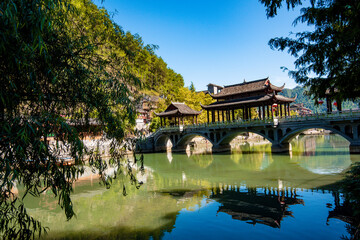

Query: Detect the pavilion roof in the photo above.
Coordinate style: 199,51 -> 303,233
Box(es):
136,108 -> 148,114
201,93 -> 296,110
207,83 -> 224,89
155,102 -> 202,117
210,78 -> 285,99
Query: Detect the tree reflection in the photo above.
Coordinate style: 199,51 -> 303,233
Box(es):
337,163 -> 360,240
326,191 -> 356,240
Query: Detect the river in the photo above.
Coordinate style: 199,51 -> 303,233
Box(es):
25,135 -> 359,239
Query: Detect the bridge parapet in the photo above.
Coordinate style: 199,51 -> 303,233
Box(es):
158,118 -> 274,132
278,110 -> 360,123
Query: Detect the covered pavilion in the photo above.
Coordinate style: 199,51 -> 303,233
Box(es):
155,102 -> 202,127
201,78 -> 296,123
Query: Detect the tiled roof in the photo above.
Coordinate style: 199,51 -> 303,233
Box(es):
274,94 -> 297,102
211,78 -> 284,99
207,83 -> 224,89
155,102 -> 202,117
155,109 -> 179,117
136,108 -> 148,114
201,93 -> 296,110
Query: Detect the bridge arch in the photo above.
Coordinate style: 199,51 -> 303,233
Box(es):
154,134 -> 174,152
217,130 -> 274,147
279,126 -> 354,145
175,132 -> 214,150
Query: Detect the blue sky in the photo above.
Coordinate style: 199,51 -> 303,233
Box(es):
96,0 -> 309,91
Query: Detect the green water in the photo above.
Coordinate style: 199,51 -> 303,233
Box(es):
26,135 -> 359,239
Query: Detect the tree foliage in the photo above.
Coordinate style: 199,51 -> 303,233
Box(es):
281,86 -> 358,112
0,0 -> 161,238
260,0 -> 360,101
0,0 -> 193,236
189,82 -> 196,92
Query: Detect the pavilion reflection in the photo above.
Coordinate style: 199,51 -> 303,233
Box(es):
210,185 -> 304,228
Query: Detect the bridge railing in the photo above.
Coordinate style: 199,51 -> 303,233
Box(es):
278,109 -> 360,122
152,109 -> 360,134
185,118 -> 274,129
155,118 -> 274,133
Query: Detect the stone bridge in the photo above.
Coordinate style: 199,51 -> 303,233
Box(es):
138,111 -> 360,154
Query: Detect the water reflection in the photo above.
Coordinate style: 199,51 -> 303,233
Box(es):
210,186 -> 303,228
188,154 -> 213,168
144,149 -> 352,190
291,135 -> 353,174
23,135 -> 360,240
327,191 -> 353,225
230,147 -> 273,171
166,151 -> 173,163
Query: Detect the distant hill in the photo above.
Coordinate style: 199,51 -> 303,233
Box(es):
281,86 -> 358,113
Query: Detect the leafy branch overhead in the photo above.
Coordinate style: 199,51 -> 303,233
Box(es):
0,0 -> 176,238
260,0 -> 360,101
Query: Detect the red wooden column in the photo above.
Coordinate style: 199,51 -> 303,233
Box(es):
207,110 -> 209,123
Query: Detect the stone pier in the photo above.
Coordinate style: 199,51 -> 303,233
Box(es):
212,144 -> 231,153
271,143 -> 290,154
349,143 -> 360,154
